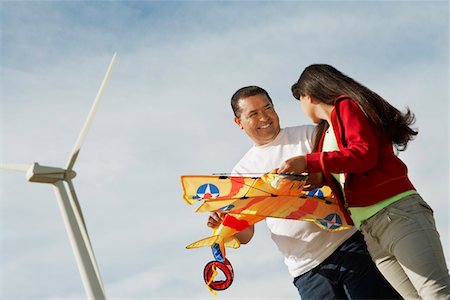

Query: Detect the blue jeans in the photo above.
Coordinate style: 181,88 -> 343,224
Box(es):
293,231 -> 401,299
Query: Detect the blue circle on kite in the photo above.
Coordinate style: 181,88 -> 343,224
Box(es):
318,213 -> 342,230
308,189 -> 324,198
194,183 -> 220,199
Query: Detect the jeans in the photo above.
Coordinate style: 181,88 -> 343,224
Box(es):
361,194 -> 450,299
293,231 -> 401,299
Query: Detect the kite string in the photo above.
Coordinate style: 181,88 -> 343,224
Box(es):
223,175 -> 335,204
227,175 -> 307,198
228,176 -> 274,197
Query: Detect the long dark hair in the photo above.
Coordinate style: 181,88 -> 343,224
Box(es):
291,64 -> 418,151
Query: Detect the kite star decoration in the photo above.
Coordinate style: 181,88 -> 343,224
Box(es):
181,170 -> 352,296
0,53 -> 117,300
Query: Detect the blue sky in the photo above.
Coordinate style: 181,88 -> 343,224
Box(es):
1,1 -> 449,299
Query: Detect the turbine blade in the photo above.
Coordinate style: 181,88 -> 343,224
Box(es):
66,53 -> 117,171
0,163 -> 33,172
53,180 -> 106,299
66,180 -> 104,287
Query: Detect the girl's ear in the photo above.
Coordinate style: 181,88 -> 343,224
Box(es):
301,95 -> 313,104
234,116 -> 244,130
309,95 -> 320,104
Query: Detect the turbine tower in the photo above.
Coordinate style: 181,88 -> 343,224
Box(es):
1,53 -> 117,299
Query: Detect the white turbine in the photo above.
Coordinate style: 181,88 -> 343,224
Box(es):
0,53 -> 117,299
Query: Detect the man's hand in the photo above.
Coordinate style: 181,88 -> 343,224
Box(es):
304,172 -> 324,191
207,212 -> 226,228
278,155 -> 307,174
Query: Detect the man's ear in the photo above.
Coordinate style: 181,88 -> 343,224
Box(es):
234,116 -> 244,130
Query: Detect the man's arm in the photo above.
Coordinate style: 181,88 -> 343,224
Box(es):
207,212 -> 255,244
235,225 -> 254,244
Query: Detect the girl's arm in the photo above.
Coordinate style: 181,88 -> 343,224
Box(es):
308,99 -> 380,174
279,100 -> 380,175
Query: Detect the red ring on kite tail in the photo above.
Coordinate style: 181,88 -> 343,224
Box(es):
203,259 -> 234,291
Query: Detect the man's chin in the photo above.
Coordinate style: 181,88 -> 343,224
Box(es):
258,133 -> 278,144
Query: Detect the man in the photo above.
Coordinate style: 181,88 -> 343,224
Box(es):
207,86 -> 401,299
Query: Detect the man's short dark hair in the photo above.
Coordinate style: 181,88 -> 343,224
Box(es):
231,86 -> 273,118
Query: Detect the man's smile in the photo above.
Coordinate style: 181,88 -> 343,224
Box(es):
259,122 -> 272,129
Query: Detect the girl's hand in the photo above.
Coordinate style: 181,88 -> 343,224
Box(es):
278,155 -> 307,175
207,212 -> 226,228
304,172 -> 324,191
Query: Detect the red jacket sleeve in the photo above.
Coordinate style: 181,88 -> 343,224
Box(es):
306,99 -> 380,174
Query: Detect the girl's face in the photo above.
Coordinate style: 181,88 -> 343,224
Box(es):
299,95 -> 321,124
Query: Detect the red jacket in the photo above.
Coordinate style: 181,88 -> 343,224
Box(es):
306,96 -> 415,217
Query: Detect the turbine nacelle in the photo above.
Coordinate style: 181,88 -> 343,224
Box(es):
26,163 -> 77,184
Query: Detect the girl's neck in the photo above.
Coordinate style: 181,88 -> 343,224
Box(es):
317,102 -> 335,125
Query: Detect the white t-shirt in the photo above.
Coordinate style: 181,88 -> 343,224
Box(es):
232,125 -> 356,277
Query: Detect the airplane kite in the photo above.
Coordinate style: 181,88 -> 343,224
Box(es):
181,170 -> 352,296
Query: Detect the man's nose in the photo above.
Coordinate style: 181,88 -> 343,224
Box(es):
259,112 -> 269,121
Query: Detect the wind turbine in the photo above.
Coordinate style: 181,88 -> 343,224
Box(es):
0,53 -> 117,299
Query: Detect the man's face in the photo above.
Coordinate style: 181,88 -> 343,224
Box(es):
234,94 -> 281,146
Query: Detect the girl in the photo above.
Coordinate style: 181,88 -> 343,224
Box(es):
278,64 -> 450,299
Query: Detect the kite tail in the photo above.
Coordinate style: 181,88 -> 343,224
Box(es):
204,258 -> 234,292
186,235 -> 240,251
186,235 -> 228,262
205,263 -> 218,298
186,235 -> 222,250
